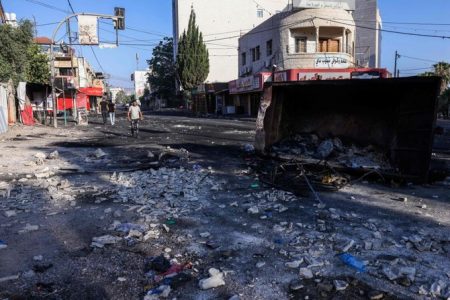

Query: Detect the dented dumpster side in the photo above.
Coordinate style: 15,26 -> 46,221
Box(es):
255,77 -> 442,182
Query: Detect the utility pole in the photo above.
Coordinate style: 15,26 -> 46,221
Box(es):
394,51 -> 400,78
49,12 -> 124,128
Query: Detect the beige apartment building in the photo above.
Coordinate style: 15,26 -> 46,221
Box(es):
238,7 -> 356,75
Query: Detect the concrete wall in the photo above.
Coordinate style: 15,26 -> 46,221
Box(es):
354,0 -> 381,67
173,0 -> 291,83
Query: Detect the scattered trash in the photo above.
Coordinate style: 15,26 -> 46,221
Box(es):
0,240 -> 7,250
3,210 -> 16,217
243,143 -> 255,153
145,285 -> 171,299
339,253 -> 366,272
199,268 -> 225,290
145,256 -> 171,273
250,182 -> 260,189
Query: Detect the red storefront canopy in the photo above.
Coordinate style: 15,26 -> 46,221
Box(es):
79,87 -> 103,97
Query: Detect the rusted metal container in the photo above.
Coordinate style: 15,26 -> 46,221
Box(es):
255,77 -> 441,182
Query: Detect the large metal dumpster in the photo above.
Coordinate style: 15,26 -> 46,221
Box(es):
255,77 -> 441,182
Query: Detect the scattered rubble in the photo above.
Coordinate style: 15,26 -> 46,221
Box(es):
199,268 -> 225,290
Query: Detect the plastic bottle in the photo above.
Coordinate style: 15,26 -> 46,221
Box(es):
339,253 -> 366,272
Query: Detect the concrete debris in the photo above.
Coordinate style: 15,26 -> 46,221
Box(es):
299,268 -> 314,279
34,152 -> 47,159
4,210 -> 16,217
285,259 -> 303,269
247,206 -> 259,214
91,235 -> 122,248
147,151 -> 155,158
256,262 -> 266,268
47,150 -> 59,159
368,291 -> 384,300
333,280 -> 349,291
18,224 -> 39,234
199,232 -> 211,238
199,268 -> 225,290
94,148 -> 107,159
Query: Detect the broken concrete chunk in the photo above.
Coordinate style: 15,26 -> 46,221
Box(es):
48,151 -> 59,159
4,210 -> 16,218
91,235 -> 121,248
199,268 -> 225,290
18,224 -> 39,234
34,152 -> 47,159
334,280 -> 349,291
299,268 -> 314,279
285,259 -> 303,269
247,206 -> 259,214
94,148 -> 107,158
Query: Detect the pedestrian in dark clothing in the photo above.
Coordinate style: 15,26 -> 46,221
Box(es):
99,95 -> 108,125
108,101 -> 116,125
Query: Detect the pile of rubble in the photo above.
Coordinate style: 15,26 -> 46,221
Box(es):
271,134 -> 392,171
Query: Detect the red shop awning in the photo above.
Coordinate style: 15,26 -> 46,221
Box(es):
79,87 -> 103,97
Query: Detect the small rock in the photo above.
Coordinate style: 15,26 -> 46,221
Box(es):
247,206 -> 259,214
18,224 -> 39,234
420,204 -> 427,209
317,139 -> 334,158
256,262 -> 266,268
230,202 -> 238,207
117,277 -> 126,282
147,151 -> 155,158
22,270 -> 36,278
199,268 -> 225,290
368,290 -> 384,300
113,210 -> 122,218
4,210 -> 16,218
33,255 -> 43,261
289,279 -> 304,291
299,268 -> 314,279
334,280 -> 349,291
285,259 -> 303,269
199,232 -> 211,238
398,197 -> 408,202
48,151 -> 59,159
94,148 -> 107,158
228,295 -> 240,300
430,281 -> 443,297
373,231 -> 382,239
34,152 -> 47,159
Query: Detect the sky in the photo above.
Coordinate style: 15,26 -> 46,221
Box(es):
3,0 -> 450,88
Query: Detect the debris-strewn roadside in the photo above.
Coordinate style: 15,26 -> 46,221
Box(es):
0,116 -> 449,299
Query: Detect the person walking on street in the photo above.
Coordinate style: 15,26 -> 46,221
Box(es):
108,100 -> 116,125
99,94 -> 108,125
127,101 -> 143,137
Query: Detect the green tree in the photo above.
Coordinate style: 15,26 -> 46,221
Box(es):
176,8 -> 209,91
420,62 -> 450,118
147,37 -> 176,104
115,90 -> 129,104
0,20 -> 34,85
0,20 -> 49,85
25,43 -> 50,84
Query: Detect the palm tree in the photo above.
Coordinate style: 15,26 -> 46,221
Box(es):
420,62 -> 450,118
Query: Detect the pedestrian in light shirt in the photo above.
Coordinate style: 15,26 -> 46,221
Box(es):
127,101 -> 143,137
108,100 -> 116,126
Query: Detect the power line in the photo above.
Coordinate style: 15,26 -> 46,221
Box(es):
315,16 -> 450,40
400,55 -> 441,63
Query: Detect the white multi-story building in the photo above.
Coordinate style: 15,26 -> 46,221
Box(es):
131,70 -> 150,99
172,0 -> 381,83
172,0 -> 291,83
